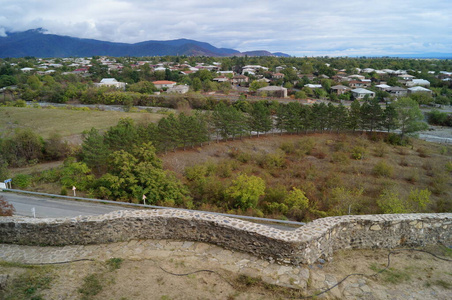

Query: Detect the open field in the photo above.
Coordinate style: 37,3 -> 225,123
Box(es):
0,106 -> 164,139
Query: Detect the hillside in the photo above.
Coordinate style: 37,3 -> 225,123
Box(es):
0,28 -> 289,58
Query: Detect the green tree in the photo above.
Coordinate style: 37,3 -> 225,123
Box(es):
249,101 -> 272,137
394,97 -> 428,137
382,103 -> 399,133
95,143 -> 189,204
104,118 -> 139,152
226,174 -> 266,210
191,77 -> 202,91
81,128 -> 108,174
249,80 -> 268,91
348,99 -> 361,132
60,160 -> 94,190
360,97 -> 383,132
127,81 -> 157,94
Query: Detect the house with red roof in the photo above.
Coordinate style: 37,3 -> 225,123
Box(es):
152,80 -> 177,89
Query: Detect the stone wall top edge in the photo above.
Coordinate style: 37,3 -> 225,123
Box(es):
1,210 -> 450,232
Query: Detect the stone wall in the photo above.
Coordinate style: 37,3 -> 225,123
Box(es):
0,210 -> 451,265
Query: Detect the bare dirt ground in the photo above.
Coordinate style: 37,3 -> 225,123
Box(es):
1,241 -> 451,300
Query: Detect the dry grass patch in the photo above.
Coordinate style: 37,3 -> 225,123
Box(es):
0,106 -> 164,139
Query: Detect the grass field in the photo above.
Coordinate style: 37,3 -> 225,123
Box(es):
0,106 -> 164,139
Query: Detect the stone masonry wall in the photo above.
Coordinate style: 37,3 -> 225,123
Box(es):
0,210 -> 451,265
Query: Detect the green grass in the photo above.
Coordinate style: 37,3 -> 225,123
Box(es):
2,267 -> 55,300
78,273 -> 104,299
0,106 -> 163,139
106,258 -> 123,271
370,263 -> 412,284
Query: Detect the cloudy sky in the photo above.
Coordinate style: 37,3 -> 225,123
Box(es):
1,0 -> 451,56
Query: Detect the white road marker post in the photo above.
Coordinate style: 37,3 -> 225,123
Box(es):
72,186 -> 76,197
142,194 -> 147,205
31,207 -> 36,218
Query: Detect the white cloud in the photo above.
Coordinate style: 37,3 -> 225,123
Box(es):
0,0 -> 451,56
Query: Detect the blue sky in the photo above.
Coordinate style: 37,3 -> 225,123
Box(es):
0,0 -> 451,56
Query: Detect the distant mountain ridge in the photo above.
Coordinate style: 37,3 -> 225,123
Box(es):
0,28 -> 290,58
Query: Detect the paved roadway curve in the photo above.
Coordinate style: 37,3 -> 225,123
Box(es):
1,192 -> 134,218
1,192 -> 298,231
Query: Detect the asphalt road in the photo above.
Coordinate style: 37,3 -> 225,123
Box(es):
1,192 -> 134,218
1,192 -> 299,231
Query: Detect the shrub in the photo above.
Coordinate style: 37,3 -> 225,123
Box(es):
262,185 -> 288,204
311,148 -> 327,159
374,142 -> 387,157
295,138 -> 316,155
385,133 -> 411,146
60,186 -> 68,195
257,150 -> 286,169
406,169 -> 420,183
430,173 -> 448,195
351,146 -> 366,160
216,161 -> 233,178
225,174 -> 266,210
13,174 -> 31,188
399,157 -> 409,167
377,189 -> 408,213
417,147 -> 430,158
236,151 -> 252,163
373,161 -> 394,178
0,195 -> 15,216
331,151 -> 350,165
284,187 -> 309,211
280,141 -> 295,154
445,161 -> 452,172
407,189 -> 431,212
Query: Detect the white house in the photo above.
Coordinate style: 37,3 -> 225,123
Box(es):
375,84 -> 391,91
398,74 -> 415,80
406,79 -> 430,87
304,84 -> 322,89
152,80 -> 177,89
351,88 -> 375,99
94,78 -> 126,90
387,86 -> 407,96
407,86 -> 432,95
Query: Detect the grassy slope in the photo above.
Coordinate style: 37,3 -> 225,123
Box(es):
162,133 -> 452,218
0,106 -> 164,139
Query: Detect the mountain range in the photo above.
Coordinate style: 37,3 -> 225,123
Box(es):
0,28 -> 290,58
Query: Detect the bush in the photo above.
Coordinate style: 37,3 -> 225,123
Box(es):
351,146 -> 366,160
445,161 -> 452,172
13,174 -> 31,188
280,142 -> 295,154
407,189 -> 431,212
417,147 -> 430,158
374,142 -> 387,157
0,196 -> 15,216
331,151 -> 349,164
256,150 -> 286,169
372,161 -> 394,178
225,174 -> 266,210
377,189 -> 408,213
296,138 -> 316,155
406,169 -> 420,183
385,133 -> 411,146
